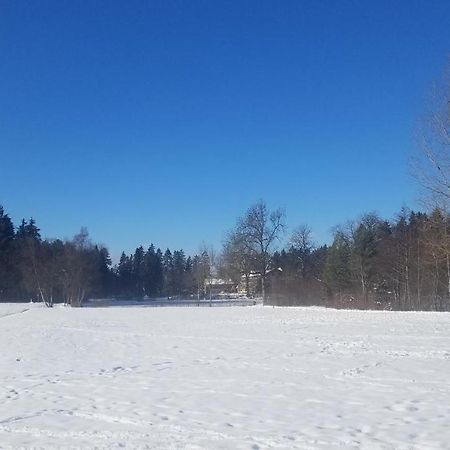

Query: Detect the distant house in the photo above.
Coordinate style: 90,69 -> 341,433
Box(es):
204,278 -> 236,297
238,268 -> 283,297
238,272 -> 260,296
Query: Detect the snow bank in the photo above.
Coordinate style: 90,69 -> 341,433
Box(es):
0,303 -> 449,449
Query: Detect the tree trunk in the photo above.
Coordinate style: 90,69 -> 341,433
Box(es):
261,275 -> 266,303
245,273 -> 250,297
359,261 -> 367,307
446,252 -> 450,310
417,240 -> 421,310
209,279 -> 212,307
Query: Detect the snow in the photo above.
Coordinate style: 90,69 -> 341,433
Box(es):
1,303 -> 449,449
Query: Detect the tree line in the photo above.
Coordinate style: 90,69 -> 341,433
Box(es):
0,209 -> 111,307
115,246 -> 212,300
0,207 -> 215,306
217,202 -> 450,311
1,201 -> 450,310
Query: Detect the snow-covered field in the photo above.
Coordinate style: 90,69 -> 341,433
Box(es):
1,303 -> 449,449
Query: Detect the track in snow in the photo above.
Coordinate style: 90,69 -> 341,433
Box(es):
0,303 -> 449,449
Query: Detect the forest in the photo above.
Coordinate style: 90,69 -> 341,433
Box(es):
1,201 -> 450,311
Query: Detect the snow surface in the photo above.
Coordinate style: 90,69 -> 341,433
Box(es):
1,303 -> 450,449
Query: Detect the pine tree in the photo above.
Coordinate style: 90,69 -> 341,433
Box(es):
15,218 -> 42,300
184,256 -> 193,295
117,252 -> 133,297
17,218 -> 41,241
143,244 -> 156,297
155,248 -> 164,295
323,231 -> 352,295
0,206 -> 16,299
133,246 -> 145,298
163,249 -> 173,297
351,214 -> 381,305
0,206 -> 14,248
96,246 -> 113,297
172,250 -> 186,296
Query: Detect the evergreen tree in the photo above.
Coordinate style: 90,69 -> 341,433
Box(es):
143,244 -> 156,296
350,214 -> 381,304
133,246 -> 145,297
184,256 -> 193,295
172,250 -> 186,296
16,218 -> 41,241
96,246 -> 113,297
0,206 -> 16,299
117,252 -> 133,297
15,218 -> 42,300
0,206 -> 14,248
154,248 -> 164,295
323,231 -> 352,294
163,249 -> 173,297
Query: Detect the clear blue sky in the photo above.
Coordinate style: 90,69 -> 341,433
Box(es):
1,1 -> 449,259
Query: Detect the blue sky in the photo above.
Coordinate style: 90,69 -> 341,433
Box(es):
1,0 -> 449,259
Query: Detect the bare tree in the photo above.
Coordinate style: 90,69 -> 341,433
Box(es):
221,231 -> 254,296
61,228 -> 97,307
236,201 -> 286,301
17,233 -> 64,308
290,224 -> 313,252
414,63 -> 450,209
421,209 -> 450,309
289,224 -> 315,280
413,63 -> 450,309
191,251 -> 209,303
200,244 -> 216,305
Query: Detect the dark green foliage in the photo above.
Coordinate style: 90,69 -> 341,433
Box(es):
0,207 -> 16,299
322,209 -> 450,311
323,232 -> 352,293
0,206 -> 114,306
113,246 -> 195,299
142,245 -> 164,297
117,252 -> 133,297
267,245 -> 328,306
